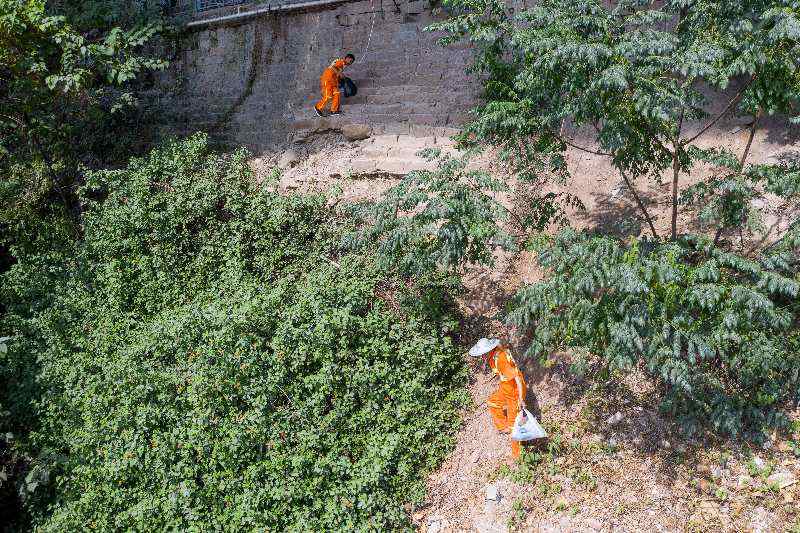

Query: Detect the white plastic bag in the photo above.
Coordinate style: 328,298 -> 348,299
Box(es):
511,409 -> 547,441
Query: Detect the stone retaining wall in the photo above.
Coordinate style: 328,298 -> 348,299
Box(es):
156,0 -> 482,152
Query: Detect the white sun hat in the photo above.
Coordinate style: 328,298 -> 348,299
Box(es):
469,338 -> 500,357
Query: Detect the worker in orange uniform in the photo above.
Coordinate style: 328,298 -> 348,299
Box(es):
314,53 -> 355,117
470,338 -> 528,458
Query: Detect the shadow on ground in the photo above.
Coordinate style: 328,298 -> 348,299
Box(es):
576,188 -> 662,239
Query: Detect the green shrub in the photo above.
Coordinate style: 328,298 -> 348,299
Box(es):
0,134 -> 466,530
345,150 -> 513,278
508,229 -> 800,436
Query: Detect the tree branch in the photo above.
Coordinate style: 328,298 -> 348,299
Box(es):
670,108 -> 686,240
550,129 -> 612,157
684,75 -> 756,145
619,172 -> 659,239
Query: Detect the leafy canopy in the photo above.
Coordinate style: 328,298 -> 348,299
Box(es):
426,0 -> 800,435
432,0 -> 800,240
346,150 -> 513,277
508,229 -> 800,435
0,0 -> 168,246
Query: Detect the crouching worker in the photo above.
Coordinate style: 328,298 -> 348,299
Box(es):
469,338 -> 527,458
314,53 -> 355,117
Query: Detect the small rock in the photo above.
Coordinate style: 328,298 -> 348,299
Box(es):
676,443 -> 688,454
767,471 -> 797,489
278,149 -> 300,169
607,437 -> 619,449
607,412 -> 624,426
749,506 -> 772,533
589,434 -> 603,444
660,439 -> 671,449
710,466 -> 724,480
341,123 -> 372,141
697,479 -> 712,494
485,483 -> 500,501
610,182 -> 626,199
471,449 -> 481,463
762,440 -> 773,451
427,517 -> 448,533
737,474 -> 752,488
752,456 -> 766,470
696,499 -> 722,521
289,130 -> 313,144
586,518 -> 603,531
783,491 -> 795,504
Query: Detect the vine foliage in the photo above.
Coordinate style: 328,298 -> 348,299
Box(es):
0,135 -> 466,530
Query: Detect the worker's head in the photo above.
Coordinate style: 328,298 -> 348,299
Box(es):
469,338 -> 500,362
344,53 -> 355,65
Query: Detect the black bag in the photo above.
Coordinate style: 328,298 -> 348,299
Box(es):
339,77 -> 358,98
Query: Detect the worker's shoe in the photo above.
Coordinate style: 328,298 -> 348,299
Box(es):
329,111 -> 342,116
313,106 -> 324,117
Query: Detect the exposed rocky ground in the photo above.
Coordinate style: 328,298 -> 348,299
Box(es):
251,115 -> 800,533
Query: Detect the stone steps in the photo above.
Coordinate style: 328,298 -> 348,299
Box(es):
346,96 -> 465,109
345,134 -> 453,175
293,80 -> 464,139
288,109 -> 459,139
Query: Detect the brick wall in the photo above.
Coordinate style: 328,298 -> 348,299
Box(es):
155,0 -> 482,152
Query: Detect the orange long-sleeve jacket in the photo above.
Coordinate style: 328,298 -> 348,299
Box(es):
489,347 -> 526,397
322,58 -> 347,84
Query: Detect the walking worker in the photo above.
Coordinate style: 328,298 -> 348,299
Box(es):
470,338 -> 528,458
314,53 -> 355,117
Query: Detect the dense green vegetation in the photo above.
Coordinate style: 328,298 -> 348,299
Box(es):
0,0 -> 167,244
1,135 -> 466,530
3,0 -> 800,529
509,229 -> 800,434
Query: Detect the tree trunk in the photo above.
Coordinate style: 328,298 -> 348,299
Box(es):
670,148 -> 680,240
620,172 -> 659,239
739,109 -> 762,169
713,225 -> 724,247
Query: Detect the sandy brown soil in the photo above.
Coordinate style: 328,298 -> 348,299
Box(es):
251,114 -> 800,532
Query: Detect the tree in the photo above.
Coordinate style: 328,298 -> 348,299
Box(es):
345,149 -> 581,282
432,0 -> 800,241
345,150 -> 513,278
508,229 -> 800,435
427,0 -> 800,435
0,0 -> 167,245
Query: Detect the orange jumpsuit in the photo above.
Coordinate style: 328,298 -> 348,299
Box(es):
315,58 -> 346,113
487,347 -> 527,457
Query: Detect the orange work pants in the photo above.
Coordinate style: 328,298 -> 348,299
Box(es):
488,384 -> 525,458
315,72 -> 341,113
